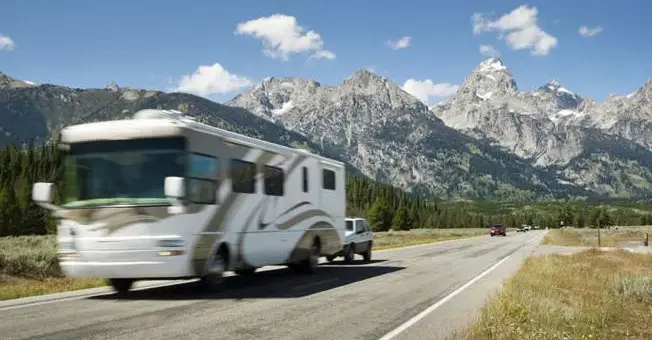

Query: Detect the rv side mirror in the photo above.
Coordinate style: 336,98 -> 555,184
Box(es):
164,176 -> 185,199
32,182 -> 54,203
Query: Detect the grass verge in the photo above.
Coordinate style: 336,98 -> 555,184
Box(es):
0,229 -> 487,301
542,227 -> 651,247
0,235 -> 106,300
459,249 -> 652,340
372,228 -> 488,250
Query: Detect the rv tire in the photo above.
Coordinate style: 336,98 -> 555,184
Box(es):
108,278 -> 134,294
199,247 -> 227,291
235,268 -> 257,276
294,238 -> 321,274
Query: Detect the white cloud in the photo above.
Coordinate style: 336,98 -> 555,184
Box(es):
578,25 -> 603,37
0,34 -> 15,51
479,44 -> 501,57
235,14 -> 335,61
471,5 -> 557,56
402,79 -> 459,105
174,62 -> 253,97
309,50 -> 336,60
386,36 -> 412,50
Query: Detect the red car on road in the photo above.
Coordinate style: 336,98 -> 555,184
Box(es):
489,224 -> 506,237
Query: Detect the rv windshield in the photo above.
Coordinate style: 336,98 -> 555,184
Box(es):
62,137 -> 186,208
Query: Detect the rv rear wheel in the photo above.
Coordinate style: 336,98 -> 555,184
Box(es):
294,239 -> 321,274
108,278 -> 134,294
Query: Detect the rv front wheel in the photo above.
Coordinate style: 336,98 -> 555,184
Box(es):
108,278 -> 134,294
199,248 -> 227,291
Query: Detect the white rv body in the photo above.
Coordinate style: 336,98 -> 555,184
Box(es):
35,109 -> 346,287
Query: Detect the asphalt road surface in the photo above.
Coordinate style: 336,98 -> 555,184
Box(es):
1,230 -> 548,340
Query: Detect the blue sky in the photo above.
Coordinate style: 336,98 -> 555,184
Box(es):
0,0 -> 650,104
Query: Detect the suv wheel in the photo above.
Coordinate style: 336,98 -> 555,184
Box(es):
343,244 -> 355,263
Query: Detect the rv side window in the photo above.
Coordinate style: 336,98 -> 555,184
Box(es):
322,169 -> 335,190
188,153 -> 219,204
189,153 -> 219,179
302,166 -> 308,193
230,159 -> 256,194
263,165 -> 284,196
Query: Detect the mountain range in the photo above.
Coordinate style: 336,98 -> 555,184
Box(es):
1,58 -> 652,201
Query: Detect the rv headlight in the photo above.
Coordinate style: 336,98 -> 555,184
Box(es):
157,239 -> 185,248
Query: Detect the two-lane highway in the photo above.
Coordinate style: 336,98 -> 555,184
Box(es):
0,230 -> 547,340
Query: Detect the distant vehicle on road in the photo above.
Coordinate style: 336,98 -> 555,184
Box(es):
31,109 -> 348,294
489,224 -> 507,236
516,225 -> 526,232
326,217 -> 373,263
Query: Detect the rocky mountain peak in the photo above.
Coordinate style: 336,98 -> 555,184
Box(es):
106,81 -> 120,92
456,58 -> 518,101
0,72 -> 36,89
342,69 -> 390,88
640,79 -> 652,94
474,57 -> 508,74
545,79 -> 562,88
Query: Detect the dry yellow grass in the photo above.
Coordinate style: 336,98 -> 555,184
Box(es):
543,227 -> 652,247
0,235 -> 106,300
0,276 -> 105,301
459,249 -> 652,340
373,228 -> 487,250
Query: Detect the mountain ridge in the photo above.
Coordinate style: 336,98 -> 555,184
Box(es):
2,61 -> 652,200
227,58 -> 652,199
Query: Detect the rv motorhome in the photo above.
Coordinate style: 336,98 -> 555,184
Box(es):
32,109 -> 347,293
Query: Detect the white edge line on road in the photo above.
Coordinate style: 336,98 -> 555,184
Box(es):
377,254 -> 512,340
0,279 -> 197,312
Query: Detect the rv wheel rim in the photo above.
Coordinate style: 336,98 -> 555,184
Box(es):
309,245 -> 319,267
207,254 -> 225,277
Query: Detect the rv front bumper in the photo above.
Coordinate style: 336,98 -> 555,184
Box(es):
59,249 -> 193,279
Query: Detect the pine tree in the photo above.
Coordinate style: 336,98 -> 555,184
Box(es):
392,203 -> 411,231
366,196 -> 392,232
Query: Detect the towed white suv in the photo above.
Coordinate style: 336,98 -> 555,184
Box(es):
326,217 -> 373,263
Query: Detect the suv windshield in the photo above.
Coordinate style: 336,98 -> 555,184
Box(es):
62,137 -> 186,208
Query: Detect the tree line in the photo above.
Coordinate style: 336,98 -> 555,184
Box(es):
0,140 -> 651,237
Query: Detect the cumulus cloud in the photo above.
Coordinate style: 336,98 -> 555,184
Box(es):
471,5 -> 557,56
235,14 -> 335,61
386,36 -> 412,50
479,44 -> 501,57
0,34 -> 15,51
174,62 -> 253,97
402,79 -> 459,105
578,25 -> 603,37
